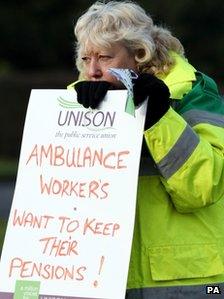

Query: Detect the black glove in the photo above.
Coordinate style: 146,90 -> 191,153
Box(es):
133,73 -> 170,128
75,81 -> 111,109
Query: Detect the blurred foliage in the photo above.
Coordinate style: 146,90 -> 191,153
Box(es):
144,0 -> 224,81
0,0 -> 223,78
0,0 -> 223,164
1,0 -> 76,71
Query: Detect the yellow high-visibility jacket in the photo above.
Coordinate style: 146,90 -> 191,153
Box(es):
127,54 -> 224,295
70,53 -> 224,297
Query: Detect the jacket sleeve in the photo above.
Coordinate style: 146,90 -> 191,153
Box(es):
144,73 -> 224,213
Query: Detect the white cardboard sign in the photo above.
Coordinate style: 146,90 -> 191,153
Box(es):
0,90 -> 146,299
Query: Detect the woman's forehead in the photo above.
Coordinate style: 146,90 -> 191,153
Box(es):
81,41 -> 120,54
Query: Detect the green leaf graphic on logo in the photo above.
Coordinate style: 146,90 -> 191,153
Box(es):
14,280 -> 40,299
57,96 -> 83,109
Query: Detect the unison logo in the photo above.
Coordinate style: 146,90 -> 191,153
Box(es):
57,97 -> 116,130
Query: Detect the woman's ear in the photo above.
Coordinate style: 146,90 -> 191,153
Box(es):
135,48 -> 146,61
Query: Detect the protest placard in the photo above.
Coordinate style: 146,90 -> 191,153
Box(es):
0,89 -> 146,299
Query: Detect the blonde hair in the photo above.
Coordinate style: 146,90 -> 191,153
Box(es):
74,1 -> 184,77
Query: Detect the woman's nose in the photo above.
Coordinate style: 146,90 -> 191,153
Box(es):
88,58 -> 102,79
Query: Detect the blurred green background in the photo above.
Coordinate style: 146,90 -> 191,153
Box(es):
0,0 -> 224,254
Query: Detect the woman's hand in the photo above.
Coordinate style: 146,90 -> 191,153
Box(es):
133,73 -> 171,128
75,81 -> 111,109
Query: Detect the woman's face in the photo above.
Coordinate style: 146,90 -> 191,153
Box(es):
81,42 -> 138,88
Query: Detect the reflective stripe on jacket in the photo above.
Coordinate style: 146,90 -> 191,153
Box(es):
126,283 -> 224,299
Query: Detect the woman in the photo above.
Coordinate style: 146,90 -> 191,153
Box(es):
71,1 -> 224,298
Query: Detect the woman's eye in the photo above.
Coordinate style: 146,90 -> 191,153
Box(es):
81,57 -> 90,63
99,55 -> 112,61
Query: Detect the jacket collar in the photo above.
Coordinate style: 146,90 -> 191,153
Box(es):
157,52 -> 197,99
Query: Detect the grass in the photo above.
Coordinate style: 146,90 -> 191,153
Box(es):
0,158 -> 17,179
0,218 -> 8,256
0,158 -> 16,256
0,158 -> 14,256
